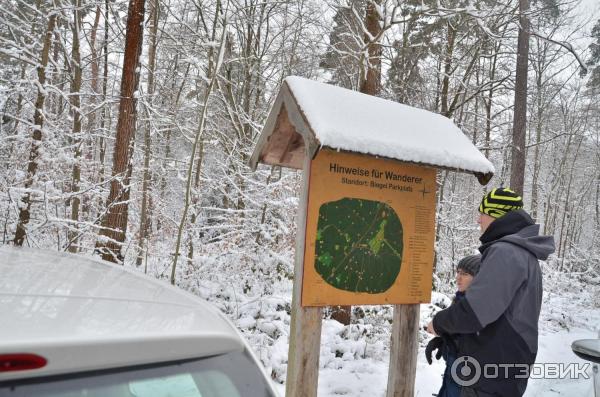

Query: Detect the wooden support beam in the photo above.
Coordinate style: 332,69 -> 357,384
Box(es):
249,82 -> 318,171
386,304 -> 420,397
260,104 -> 305,170
285,154 -> 323,397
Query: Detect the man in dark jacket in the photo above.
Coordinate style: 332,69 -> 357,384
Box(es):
426,188 -> 555,397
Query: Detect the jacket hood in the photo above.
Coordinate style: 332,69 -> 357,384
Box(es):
480,209 -> 534,245
479,209 -> 555,260
499,224 -> 556,260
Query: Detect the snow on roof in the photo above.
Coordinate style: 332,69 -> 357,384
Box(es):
284,76 -> 494,176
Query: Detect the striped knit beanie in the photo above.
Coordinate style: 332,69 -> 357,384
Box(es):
479,188 -> 523,219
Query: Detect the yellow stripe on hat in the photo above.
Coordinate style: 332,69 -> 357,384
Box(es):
482,197 -> 520,209
489,191 -> 523,202
483,202 -> 518,210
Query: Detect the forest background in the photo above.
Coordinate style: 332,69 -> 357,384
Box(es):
1,0 -> 599,392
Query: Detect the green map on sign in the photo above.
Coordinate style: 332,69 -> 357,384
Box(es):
314,198 -> 403,293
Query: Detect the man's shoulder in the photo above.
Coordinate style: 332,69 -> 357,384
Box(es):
482,240 -> 531,265
485,239 -> 522,253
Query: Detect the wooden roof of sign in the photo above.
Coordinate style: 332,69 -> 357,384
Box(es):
250,76 -> 494,184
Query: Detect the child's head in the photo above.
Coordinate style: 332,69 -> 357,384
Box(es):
456,254 -> 482,292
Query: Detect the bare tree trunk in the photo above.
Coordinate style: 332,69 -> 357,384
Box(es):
434,57 -> 442,112
82,5 -> 102,219
51,27 -> 63,116
160,61 -> 190,198
12,66 -> 27,134
256,166 -> 281,244
446,47 -> 480,119
510,0 -> 530,195
186,0 -> 221,265
241,2 -> 255,145
96,0 -> 146,263
9,0 -> 43,138
433,169 -> 450,280
13,13 -> 57,246
484,43 -> 500,159
530,71 -> 543,220
67,0 -> 83,253
98,0 -> 111,186
544,123 -> 573,236
88,7 -> 102,136
136,0 -> 159,267
557,137 -> 583,262
187,138 -> 204,265
440,21 -> 456,116
171,17 -> 227,285
233,0 -> 259,212
563,180 -> 593,269
596,181 -> 600,235
359,0 -> 381,95
332,0 -> 382,327
56,20 -> 69,119
6,65 -> 27,170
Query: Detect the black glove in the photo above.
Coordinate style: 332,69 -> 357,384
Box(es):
425,336 -> 444,365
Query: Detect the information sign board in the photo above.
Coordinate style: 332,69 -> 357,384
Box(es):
302,149 -> 436,306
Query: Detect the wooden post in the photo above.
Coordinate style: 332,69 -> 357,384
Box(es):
286,155 -> 323,397
386,304 -> 420,397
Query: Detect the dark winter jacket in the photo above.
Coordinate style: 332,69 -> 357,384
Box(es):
432,210 -> 555,397
436,291 -> 465,397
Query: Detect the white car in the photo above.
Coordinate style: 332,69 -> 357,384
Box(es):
0,246 -> 279,397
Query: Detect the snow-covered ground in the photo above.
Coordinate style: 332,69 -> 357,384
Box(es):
170,247 -> 599,397
232,271 -> 599,397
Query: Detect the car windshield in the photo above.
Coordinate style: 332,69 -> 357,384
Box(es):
0,350 -> 277,397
